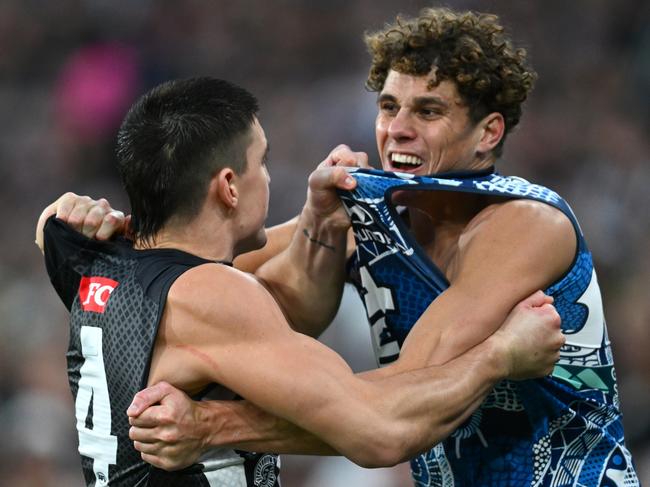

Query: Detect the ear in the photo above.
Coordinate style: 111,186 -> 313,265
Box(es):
476,112 -> 505,155
210,168 -> 239,209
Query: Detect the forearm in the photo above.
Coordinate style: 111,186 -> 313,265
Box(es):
196,399 -> 338,456
252,336 -> 508,467
255,206 -> 349,337
365,336 -> 508,463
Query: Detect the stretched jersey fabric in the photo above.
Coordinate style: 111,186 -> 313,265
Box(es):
339,168 -> 638,487
43,217 -> 280,487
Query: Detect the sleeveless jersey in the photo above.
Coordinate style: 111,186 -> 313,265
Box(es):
43,217 -> 281,487
338,168 -> 638,487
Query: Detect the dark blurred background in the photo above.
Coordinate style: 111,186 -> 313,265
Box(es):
0,0 -> 648,485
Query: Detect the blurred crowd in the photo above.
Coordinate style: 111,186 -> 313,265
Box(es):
0,0 -> 648,485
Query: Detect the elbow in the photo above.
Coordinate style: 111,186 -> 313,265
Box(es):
342,423 -> 419,468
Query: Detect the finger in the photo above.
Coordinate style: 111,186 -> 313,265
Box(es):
133,440 -> 163,454
329,145 -> 358,166
95,211 -> 127,240
129,425 -> 160,441
318,144 -> 349,168
333,152 -> 368,168
128,406 -> 168,427
55,192 -> 82,221
357,153 -> 371,168
520,290 -> 552,309
332,166 -> 357,190
128,382 -> 173,417
140,453 -> 167,470
539,303 -> 561,328
35,201 -> 60,253
81,204 -> 110,239
66,197 -> 96,231
308,166 -> 355,193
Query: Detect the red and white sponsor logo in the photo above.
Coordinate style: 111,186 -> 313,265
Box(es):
79,276 -> 119,313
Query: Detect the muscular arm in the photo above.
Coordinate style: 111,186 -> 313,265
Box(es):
253,165 -> 357,337
146,264 -> 559,468
393,199 -> 575,371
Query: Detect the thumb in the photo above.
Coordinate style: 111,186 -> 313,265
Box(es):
520,290 -> 553,309
308,166 -> 356,193
127,382 -> 173,417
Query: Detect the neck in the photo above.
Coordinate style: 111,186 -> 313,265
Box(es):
406,192 -> 488,273
408,191 -> 487,233
134,216 -> 235,262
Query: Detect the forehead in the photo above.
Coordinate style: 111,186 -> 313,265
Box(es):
380,70 -> 463,105
248,117 -> 267,152
251,117 -> 266,142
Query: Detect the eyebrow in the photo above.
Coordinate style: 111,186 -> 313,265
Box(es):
377,93 -> 450,110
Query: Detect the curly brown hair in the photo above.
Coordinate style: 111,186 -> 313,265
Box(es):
365,7 -> 537,156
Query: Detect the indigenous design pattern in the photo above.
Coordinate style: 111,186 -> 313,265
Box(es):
340,168 -> 638,486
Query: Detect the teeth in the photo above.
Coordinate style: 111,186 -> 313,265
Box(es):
391,153 -> 424,166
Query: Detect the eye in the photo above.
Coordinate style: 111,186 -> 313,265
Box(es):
419,107 -> 442,119
379,101 -> 399,115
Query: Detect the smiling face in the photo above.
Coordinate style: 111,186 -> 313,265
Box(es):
376,70 -> 500,176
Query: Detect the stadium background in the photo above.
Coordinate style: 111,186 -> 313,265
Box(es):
0,0 -> 648,485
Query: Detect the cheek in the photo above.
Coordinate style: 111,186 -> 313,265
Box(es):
375,117 -> 389,165
375,116 -> 388,141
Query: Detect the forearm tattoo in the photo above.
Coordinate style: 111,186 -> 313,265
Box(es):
302,229 -> 336,252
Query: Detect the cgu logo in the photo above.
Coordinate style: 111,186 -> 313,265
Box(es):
78,276 -> 119,313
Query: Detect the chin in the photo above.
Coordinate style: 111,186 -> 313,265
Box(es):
236,229 -> 267,256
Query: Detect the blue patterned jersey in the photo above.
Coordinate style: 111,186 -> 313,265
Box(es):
339,168 -> 638,487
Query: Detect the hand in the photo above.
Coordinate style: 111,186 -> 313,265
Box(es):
492,290 -> 564,380
35,192 -> 129,252
305,144 -> 370,229
127,382 -> 208,471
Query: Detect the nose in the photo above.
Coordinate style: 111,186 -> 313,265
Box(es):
387,109 -> 416,141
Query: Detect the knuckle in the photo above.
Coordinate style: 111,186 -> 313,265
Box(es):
86,210 -> 103,226
67,214 -> 83,226
159,431 -> 173,443
159,412 -> 174,425
108,210 -> 125,221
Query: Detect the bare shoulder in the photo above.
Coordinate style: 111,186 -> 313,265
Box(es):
464,198 -> 575,245
455,198 -> 576,288
167,263 -> 289,337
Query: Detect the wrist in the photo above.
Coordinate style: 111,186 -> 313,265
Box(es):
195,401 -> 219,451
300,203 -> 351,233
298,207 -> 350,252
481,334 -> 512,381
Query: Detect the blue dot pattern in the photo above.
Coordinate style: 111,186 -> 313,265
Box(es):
339,168 -> 639,486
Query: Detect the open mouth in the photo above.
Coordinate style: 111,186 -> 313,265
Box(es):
390,152 -> 424,171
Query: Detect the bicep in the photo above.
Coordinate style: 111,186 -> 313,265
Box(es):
203,326 -> 361,427
169,272 -> 373,442
398,201 -> 576,368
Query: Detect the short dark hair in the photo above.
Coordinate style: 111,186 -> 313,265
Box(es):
115,77 -> 259,244
365,8 -> 537,157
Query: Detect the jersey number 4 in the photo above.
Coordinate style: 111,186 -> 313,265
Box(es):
75,326 -> 118,486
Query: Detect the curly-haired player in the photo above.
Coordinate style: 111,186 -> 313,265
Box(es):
39,7 -> 639,487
